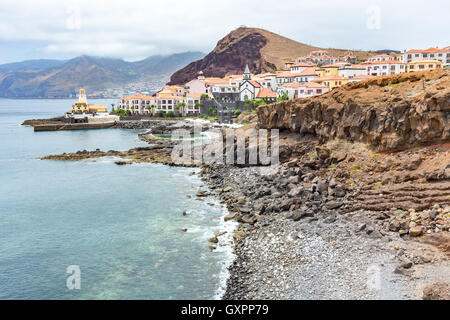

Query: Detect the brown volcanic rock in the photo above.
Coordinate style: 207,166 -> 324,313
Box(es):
168,27 -> 370,85
258,69 -> 450,152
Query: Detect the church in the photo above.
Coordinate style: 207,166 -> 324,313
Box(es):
238,64 -> 262,101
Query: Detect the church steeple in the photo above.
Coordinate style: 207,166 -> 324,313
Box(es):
243,64 -> 251,80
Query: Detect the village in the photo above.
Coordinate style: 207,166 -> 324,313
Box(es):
112,46 -> 449,119
63,46 -> 450,124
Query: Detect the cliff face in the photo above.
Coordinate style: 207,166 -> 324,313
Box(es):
169,29 -> 275,85
258,70 -> 450,152
168,27 -> 371,85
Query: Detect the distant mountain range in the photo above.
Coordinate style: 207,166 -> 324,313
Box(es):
0,52 -> 204,98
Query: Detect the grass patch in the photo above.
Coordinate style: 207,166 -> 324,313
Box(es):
373,181 -> 382,190
309,151 -> 318,158
371,153 -> 381,159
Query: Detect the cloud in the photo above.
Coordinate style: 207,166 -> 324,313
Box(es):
0,0 -> 448,62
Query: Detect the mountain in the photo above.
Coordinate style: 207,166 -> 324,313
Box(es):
0,52 -> 204,98
0,59 -> 68,72
168,27 -> 372,85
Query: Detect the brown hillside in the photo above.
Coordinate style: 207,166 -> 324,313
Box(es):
168,27 -> 371,85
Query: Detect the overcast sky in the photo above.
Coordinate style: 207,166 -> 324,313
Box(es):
0,0 -> 448,64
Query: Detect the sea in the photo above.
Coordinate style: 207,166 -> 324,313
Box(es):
0,98 -> 236,299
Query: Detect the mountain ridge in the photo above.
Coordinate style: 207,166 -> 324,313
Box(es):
0,51 -> 205,98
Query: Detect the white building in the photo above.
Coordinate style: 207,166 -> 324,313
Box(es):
277,82 -> 329,100
290,62 -> 316,74
291,67 -> 318,83
239,65 -> 262,101
118,94 -> 157,115
403,47 -> 450,67
367,54 -> 391,62
366,60 -> 405,76
338,64 -> 367,78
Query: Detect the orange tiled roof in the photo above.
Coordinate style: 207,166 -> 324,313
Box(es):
312,75 -> 348,82
294,67 -> 318,76
204,77 -> 229,85
248,80 -> 262,88
186,93 -> 202,99
292,61 -> 316,68
368,54 -> 391,59
303,82 -> 328,88
280,82 -> 303,88
121,93 -> 154,100
406,47 -> 448,54
256,88 -> 277,98
276,71 -> 292,77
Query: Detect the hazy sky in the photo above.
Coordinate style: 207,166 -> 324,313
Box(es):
0,0 -> 448,64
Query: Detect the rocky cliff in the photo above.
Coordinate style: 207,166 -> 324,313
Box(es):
168,27 -> 371,85
258,69 -> 450,151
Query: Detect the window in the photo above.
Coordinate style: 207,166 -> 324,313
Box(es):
423,54 -> 428,58
419,65 -> 425,69
410,65 -> 415,69
429,65 -> 434,68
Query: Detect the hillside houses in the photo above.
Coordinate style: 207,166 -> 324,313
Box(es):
118,46 -> 448,116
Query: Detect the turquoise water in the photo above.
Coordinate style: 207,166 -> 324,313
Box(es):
0,99 -> 235,299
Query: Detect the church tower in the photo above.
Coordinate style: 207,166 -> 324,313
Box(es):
243,64 -> 251,80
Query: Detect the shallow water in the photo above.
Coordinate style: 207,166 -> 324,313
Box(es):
0,99 -> 235,299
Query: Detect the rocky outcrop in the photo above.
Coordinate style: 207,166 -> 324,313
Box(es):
258,70 -> 450,152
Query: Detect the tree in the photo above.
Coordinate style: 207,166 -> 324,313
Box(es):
277,93 -> 289,102
176,102 -> 186,116
200,94 -> 208,100
168,111 -> 175,118
110,103 -> 115,113
234,109 -> 242,117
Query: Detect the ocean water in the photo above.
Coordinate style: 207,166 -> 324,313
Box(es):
0,99 -> 236,299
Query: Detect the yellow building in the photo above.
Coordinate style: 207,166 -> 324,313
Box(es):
71,88 -> 108,113
316,65 -> 339,77
407,59 -> 443,72
312,75 -> 349,90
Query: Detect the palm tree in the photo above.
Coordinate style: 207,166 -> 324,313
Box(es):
176,102 -> 186,116
146,104 -> 156,116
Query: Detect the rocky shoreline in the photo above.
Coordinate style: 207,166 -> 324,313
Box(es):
199,158 -> 449,299
37,115 -> 449,300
